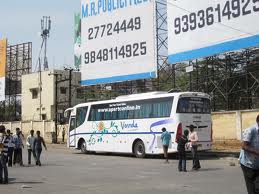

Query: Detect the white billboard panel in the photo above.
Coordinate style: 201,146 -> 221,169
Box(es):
80,0 -> 157,85
167,0 -> 259,63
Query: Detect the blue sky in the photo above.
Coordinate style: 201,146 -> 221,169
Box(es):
0,0 -> 80,71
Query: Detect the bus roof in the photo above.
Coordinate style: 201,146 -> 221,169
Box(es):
72,91 -> 210,109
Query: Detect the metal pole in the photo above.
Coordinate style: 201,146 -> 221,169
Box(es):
44,36 -> 48,70
39,57 -> 42,120
55,74 -> 58,143
68,69 -> 72,108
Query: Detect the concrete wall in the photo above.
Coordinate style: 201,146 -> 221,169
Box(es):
0,121 -> 68,143
212,109 -> 259,140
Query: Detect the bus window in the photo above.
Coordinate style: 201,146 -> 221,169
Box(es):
69,117 -> 76,132
177,97 -> 210,114
88,97 -> 173,121
76,106 -> 88,127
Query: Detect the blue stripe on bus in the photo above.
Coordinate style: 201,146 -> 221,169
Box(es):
69,131 -> 175,137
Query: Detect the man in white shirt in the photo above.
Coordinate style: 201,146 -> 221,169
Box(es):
6,130 -> 14,167
188,124 -> 201,170
26,130 -> 36,165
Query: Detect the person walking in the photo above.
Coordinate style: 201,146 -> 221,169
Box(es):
0,125 -> 9,184
188,124 -> 201,170
62,127 -> 65,143
240,115 -> 259,194
6,130 -> 14,167
26,130 -> 36,165
13,128 -> 24,166
177,129 -> 189,172
161,127 -> 171,163
33,131 -> 47,166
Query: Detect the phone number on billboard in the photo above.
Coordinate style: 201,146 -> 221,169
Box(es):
174,0 -> 259,35
84,42 -> 147,64
88,17 -> 141,40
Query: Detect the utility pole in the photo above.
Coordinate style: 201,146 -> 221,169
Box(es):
49,69 -> 74,143
64,67 -> 74,108
54,73 -> 58,143
48,72 -> 61,143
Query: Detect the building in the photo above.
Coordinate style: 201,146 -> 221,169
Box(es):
21,70 -> 83,121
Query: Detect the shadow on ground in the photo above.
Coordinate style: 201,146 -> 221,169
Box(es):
8,178 -> 44,185
72,150 -> 240,160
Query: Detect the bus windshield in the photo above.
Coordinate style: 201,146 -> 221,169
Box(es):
176,97 -> 210,114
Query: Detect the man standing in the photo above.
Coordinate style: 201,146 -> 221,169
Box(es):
26,130 -> 36,165
0,125 -> 9,184
188,124 -> 201,170
33,131 -> 47,166
161,127 -> 171,163
13,128 -> 24,166
240,115 -> 259,194
62,127 -> 65,143
6,130 -> 14,167
177,129 -> 189,172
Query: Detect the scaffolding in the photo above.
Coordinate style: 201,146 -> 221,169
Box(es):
0,42 -> 32,121
149,2 -> 259,111
76,1 -> 259,111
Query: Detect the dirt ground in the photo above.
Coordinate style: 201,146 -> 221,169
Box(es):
212,140 -> 241,152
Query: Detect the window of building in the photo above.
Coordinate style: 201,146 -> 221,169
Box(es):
41,114 -> 46,120
31,88 -> 38,99
60,87 -> 67,94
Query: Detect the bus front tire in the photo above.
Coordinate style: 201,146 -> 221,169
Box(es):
133,140 -> 146,158
80,139 -> 87,154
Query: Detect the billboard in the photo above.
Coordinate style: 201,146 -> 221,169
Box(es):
0,39 -> 7,102
167,0 -> 259,63
80,0 -> 157,85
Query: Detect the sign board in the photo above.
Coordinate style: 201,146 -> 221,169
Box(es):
80,0 -> 157,85
185,65 -> 193,73
0,39 -> 6,102
167,0 -> 259,63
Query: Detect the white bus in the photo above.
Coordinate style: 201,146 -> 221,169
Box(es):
66,91 -> 212,158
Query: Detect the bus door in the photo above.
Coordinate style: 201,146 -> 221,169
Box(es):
69,117 -> 76,147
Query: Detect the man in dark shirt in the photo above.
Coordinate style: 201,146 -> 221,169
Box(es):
177,129 -> 189,172
33,131 -> 47,166
0,125 -> 9,184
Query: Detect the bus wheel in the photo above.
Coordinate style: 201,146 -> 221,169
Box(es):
133,140 -> 146,158
80,139 -> 87,154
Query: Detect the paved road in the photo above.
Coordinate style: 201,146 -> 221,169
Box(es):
0,146 -> 246,194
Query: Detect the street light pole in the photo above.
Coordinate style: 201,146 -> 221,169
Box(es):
54,73 -> 58,143
64,67 -> 74,108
